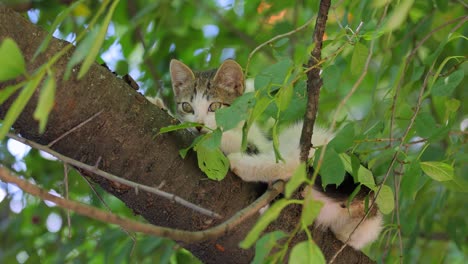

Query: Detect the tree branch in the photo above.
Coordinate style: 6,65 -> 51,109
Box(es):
7,133 -> 222,219
0,167 -> 283,243
245,16 -> 316,75
0,5 -> 374,263
299,0 -> 331,162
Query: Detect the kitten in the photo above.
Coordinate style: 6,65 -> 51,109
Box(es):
169,59 -> 271,155
161,59 -> 382,250
169,59 -> 332,182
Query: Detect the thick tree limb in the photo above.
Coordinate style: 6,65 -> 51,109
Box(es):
0,5 -> 260,262
7,132 -> 223,219
0,5 -> 373,263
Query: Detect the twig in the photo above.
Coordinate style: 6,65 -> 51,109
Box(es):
64,163 -> 71,238
8,133 -> 223,219
299,0 -> 331,163
0,167 -> 284,243
328,4 -> 390,264
245,16 -> 317,75
388,15 -> 467,146
81,172 -> 137,247
311,7 -> 370,191
48,110 -> 104,147
329,62 -> 435,264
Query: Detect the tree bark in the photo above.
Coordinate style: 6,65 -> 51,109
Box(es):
0,6 -> 373,264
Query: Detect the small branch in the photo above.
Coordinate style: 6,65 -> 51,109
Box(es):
63,164 -> 71,238
330,63 -> 435,264
299,0 -> 331,162
245,16 -> 317,75
48,110 -> 103,147
0,167 -> 284,243
8,133 -> 222,219
81,172 -> 137,245
328,4 -> 390,264
388,15 -> 467,146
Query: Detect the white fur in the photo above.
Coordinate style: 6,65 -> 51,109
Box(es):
147,97 -> 166,109
228,122 -> 333,182
305,187 -> 383,249
179,93 -> 216,130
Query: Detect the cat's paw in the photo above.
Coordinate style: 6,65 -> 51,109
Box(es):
227,152 -> 243,176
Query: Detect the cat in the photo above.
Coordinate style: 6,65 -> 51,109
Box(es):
155,59 -> 383,250
169,59 -> 332,182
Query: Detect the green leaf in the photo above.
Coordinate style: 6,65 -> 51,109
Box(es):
432,69 -> 464,97
254,59 -> 293,91
289,241 -> 325,264
434,0 -> 448,11
285,163 -> 307,198
249,95 -> 272,123
350,42 -> 368,76
276,83 -> 294,112
33,73 -> 56,133
442,174 -> 468,193
363,121 -> 384,138
78,0 -> 121,79
194,141 -> 229,181
0,38 -> 26,81
202,129 -> 222,150
420,161 -> 454,181
347,185 -> 362,208
322,65 -> 341,92
375,184 -> 394,214
242,95 -> 273,150
33,0 -> 85,59
179,135 -> 204,159
216,92 -> 255,131
301,198 -> 323,227
271,120 -> 283,162
0,74 -> 44,140
415,112 -> 437,138
444,98 -> 460,114
240,199 -> 297,249
339,153 -> 375,189
329,123 -> 355,153
65,27 -> 100,80
251,231 -> 287,264
401,162 -> 426,200
0,84 -> 22,106
159,122 -> 201,134
383,0 -> 415,33
314,148 -> 345,187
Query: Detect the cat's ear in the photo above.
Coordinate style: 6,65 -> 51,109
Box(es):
213,60 -> 244,96
170,59 -> 195,96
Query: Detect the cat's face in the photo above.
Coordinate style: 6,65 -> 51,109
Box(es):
170,59 -> 244,133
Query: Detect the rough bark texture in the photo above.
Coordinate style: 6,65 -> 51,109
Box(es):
0,6 -> 373,264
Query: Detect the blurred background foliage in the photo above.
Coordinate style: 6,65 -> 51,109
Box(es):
0,0 -> 467,263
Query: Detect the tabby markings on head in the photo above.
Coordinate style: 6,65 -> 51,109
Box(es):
170,59 -> 244,132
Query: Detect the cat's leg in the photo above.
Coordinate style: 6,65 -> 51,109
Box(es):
227,152 -> 299,182
331,212 -> 383,250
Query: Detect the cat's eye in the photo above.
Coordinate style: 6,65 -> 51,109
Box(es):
208,102 -> 223,112
181,102 -> 193,113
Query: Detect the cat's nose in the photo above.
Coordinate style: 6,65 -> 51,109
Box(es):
196,126 -> 203,132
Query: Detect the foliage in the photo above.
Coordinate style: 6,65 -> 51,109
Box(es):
0,0 -> 467,263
